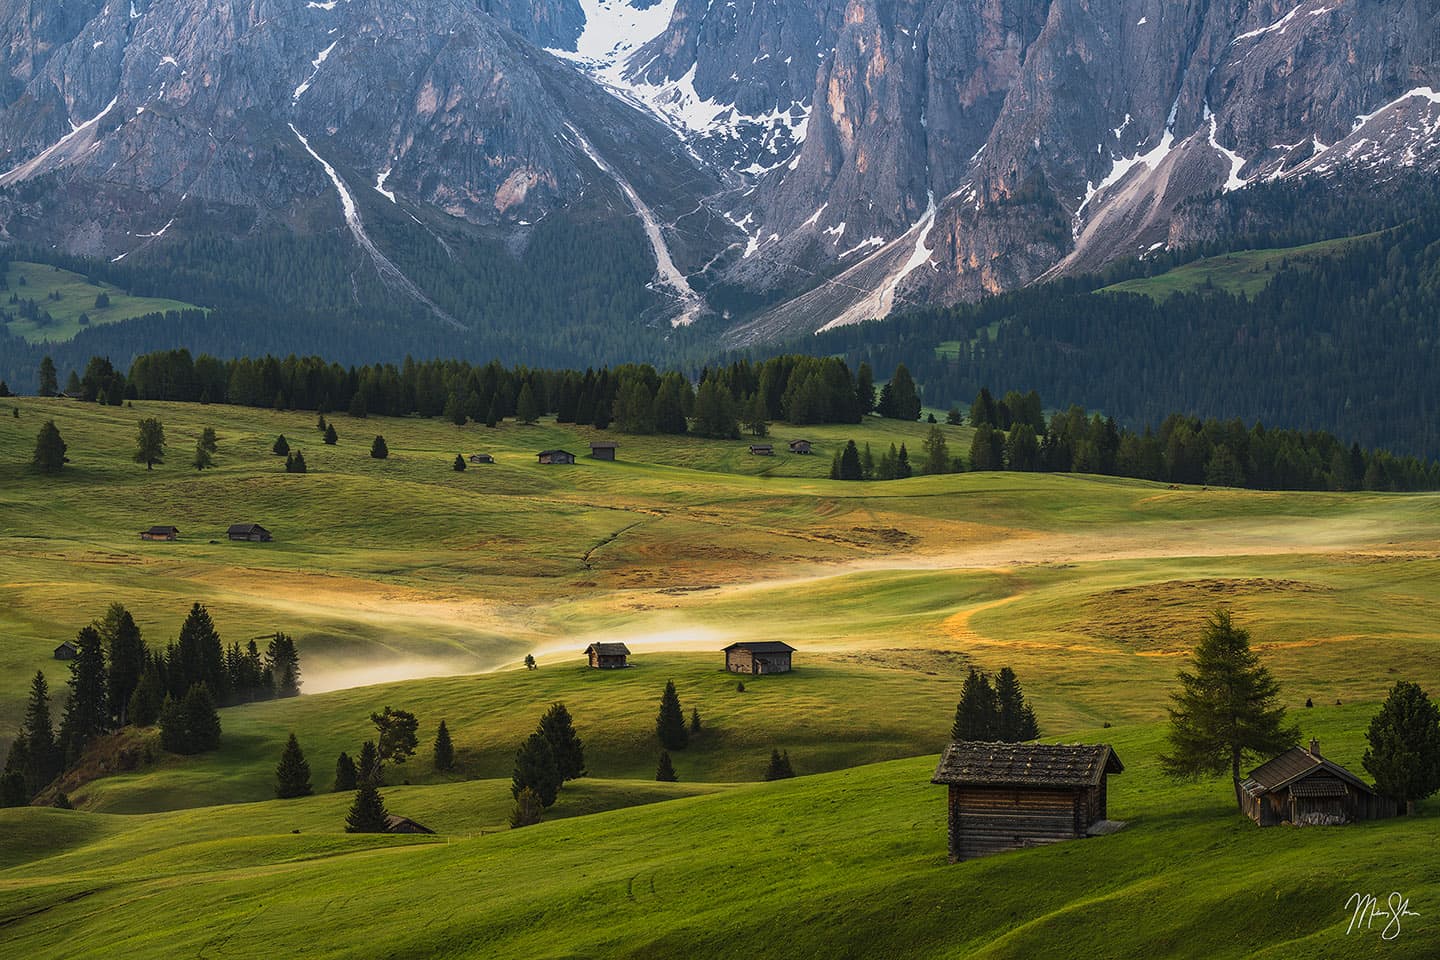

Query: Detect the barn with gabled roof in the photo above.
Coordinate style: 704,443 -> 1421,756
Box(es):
932,741 -> 1124,861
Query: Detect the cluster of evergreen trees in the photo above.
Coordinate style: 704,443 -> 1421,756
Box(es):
509,703 -> 586,827
951,667 -> 1041,743
964,388 -> 1440,491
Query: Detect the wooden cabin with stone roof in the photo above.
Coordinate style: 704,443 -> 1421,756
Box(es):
1240,738 -> 1399,826
932,741 -> 1124,861
585,642 -> 631,669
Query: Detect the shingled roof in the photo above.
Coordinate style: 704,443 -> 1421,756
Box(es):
585,642 -> 631,656
932,742 -> 1123,788
723,641 -> 796,654
1240,745 -> 1374,797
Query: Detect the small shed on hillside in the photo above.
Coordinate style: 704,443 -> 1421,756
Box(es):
723,641 -> 795,675
932,741 -> 1125,862
585,642 -> 631,669
538,449 -> 576,465
54,639 -> 79,661
469,454 -> 495,464
385,815 -> 434,835
1241,739 -> 1399,826
589,441 -> 618,461
749,443 -> 774,456
788,439 -> 813,455
140,525 -> 180,541
227,523 -> 273,542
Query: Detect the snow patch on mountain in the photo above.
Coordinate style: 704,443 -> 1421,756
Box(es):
0,97 -> 119,187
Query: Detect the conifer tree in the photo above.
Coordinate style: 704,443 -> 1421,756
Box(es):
538,703 -> 586,781
99,604 -> 146,726
285,450 -> 307,473
764,749 -> 795,781
1161,610 -> 1299,808
345,781 -> 390,833
175,602 -> 226,701
690,708 -> 702,734
994,667 -> 1040,742
127,660 -> 165,727
130,417 -> 165,470
509,786 -> 543,828
0,771 -> 25,807
445,391 -> 467,427
855,362 -> 875,416
38,356 -> 58,397
655,750 -> 679,782
265,633 -> 301,698
272,434 -> 289,456
656,680 -> 689,750
274,733 -> 313,799
515,383 -> 541,424
357,739 -> 383,785
453,453 -> 466,472
59,626 -> 109,761
370,435 -> 388,459
886,364 -> 922,421
485,397 -> 499,428
201,426 -> 218,452
922,426 -> 951,475
511,732 -> 562,807
324,423 -> 338,445
334,751 -> 358,791
180,683 -> 222,753
1363,681 -> 1440,815
20,671 -> 60,795
951,668 -> 999,741
838,440 -> 863,480
433,720 -> 455,773
896,443 -> 912,479
192,438 -> 214,471
32,420 -> 67,473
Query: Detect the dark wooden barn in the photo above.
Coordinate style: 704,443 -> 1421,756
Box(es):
53,639 -> 79,661
227,523 -> 272,542
749,444 -> 775,456
723,641 -> 795,675
585,642 -> 631,669
140,525 -> 180,541
385,815 -> 434,835
932,741 -> 1125,862
589,442 -> 618,461
468,454 -> 495,464
787,439 -> 813,455
1240,739 -> 1399,826
537,449 -> 576,465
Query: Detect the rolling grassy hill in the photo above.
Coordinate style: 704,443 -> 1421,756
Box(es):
2,397 -> 1438,956
2,261 -> 200,343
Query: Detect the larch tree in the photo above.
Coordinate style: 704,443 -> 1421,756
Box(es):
134,418 -> 166,469
1160,610 -> 1300,809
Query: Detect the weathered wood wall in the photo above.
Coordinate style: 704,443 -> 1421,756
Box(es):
947,785 -> 1093,861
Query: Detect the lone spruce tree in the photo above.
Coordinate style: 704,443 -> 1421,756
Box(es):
1160,610 -> 1299,809
1363,681 -> 1440,815
433,720 -> 455,773
656,680 -> 688,750
370,435 -> 388,459
655,750 -> 678,782
32,420 -> 68,473
345,781 -> 390,833
274,733 -> 313,799
538,703 -> 586,781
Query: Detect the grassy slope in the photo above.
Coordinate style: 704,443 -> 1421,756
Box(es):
1099,235 -> 1367,301
2,261 -> 199,343
1,711 -> 1434,959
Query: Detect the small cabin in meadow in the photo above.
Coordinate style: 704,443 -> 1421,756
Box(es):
787,439 -> 813,455
585,642 -> 631,669
589,441 -> 618,461
227,523 -> 273,542
537,449 -> 576,465
748,444 -> 774,456
468,454 -> 495,465
384,815 -> 434,835
1240,739 -> 1398,826
932,741 -> 1125,862
723,641 -> 795,675
53,639 -> 79,661
140,525 -> 180,541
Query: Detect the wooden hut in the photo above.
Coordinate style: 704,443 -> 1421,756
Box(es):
589,442 -> 618,461
468,454 -> 495,464
140,525 -> 180,541
227,523 -> 273,542
53,639 -> 79,661
748,443 -> 774,456
384,815 -> 434,835
787,439 -> 813,455
1240,739 -> 1398,826
585,642 -> 631,669
723,641 -> 795,675
537,450 -> 576,465
931,741 -> 1125,862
